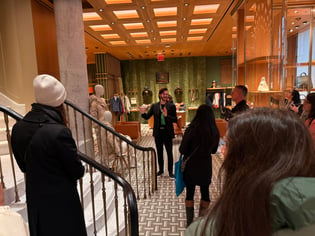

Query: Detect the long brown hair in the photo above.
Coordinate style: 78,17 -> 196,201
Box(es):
201,108 -> 315,236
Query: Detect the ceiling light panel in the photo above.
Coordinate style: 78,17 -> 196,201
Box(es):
191,18 -> 213,25
109,41 -> 127,45
113,10 -> 139,19
189,28 -> 208,34
193,4 -> 220,14
153,7 -> 177,17
135,39 -> 151,44
187,36 -> 203,41
89,25 -> 112,31
101,33 -> 120,39
83,12 -> 102,21
157,21 -> 177,28
130,32 -> 148,37
105,0 -> 132,4
123,23 -> 144,29
159,30 -> 177,36
161,38 -> 176,42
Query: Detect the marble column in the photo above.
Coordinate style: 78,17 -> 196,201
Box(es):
53,0 -> 92,154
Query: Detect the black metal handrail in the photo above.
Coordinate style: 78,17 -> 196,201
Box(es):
0,104 -> 139,236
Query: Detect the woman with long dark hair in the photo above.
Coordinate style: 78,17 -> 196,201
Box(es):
179,104 -> 220,227
185,108 -> 315,236
303,93 -> 315,146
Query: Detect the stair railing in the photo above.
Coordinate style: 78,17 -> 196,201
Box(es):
0,104 -> 140,236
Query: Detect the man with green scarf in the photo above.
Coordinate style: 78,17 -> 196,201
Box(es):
139,87 -> 177,178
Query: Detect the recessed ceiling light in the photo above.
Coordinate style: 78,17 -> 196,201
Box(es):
89,25 -> 112,31
151,30 -> 154,32
160,30 -> 177,36
135,39 -> 151,44
154,7 -> 177,17
303,21 -> 308,25
187,36 -> 203,41
99,8 -> 104,12
294,10 -> 298,14
101,33 -> 120,39
291,22 -> 295,25
193,4 -> 220,14
130,32 -> 148,37
113,10 -> 139,19
289,29 -> 294,32
123,23 -> 144,29
111,22 -> 115,24
184,3 -> 189,7
109,41 -> 126,45
189,28 -> 208,34
157,21 -> 177,28
141,6 -> 145,9
165,44 -> 171,48
146,19 -> 150,22
183,17 -> 187,21
105,0 -> 132,4
295,25 -> 299,29
191,18 -> 212,25
83,12 -> 102,21
161,38 -> 176,42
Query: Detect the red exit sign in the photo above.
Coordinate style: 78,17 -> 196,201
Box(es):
157,54 -> 164,61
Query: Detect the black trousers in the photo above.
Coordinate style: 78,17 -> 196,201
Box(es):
185,183 -> 210,202
154,129 -> 174,174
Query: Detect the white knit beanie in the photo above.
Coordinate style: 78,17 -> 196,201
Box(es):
33,74 -> 66,107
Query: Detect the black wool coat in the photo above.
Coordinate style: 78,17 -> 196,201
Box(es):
11,103 -> 87,236
141,102 -> 177,138
179,126 -> 219,186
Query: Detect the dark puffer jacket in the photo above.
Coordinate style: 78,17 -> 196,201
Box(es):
11,103 -> 87,236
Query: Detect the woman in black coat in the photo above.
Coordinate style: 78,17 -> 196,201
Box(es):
179,104 -> 220,227
11,74 -> 87,236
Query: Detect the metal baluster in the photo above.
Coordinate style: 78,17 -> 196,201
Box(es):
134,148 -> 140,200
4,114 -> 19,202
142,150 -> 147,199
114,182 -> 119,235
123,191 -> 128,235
101,174 -> 109,236
89,167 -> 97,235
146,151 -> 151,197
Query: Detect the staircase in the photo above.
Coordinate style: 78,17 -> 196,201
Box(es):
0,105 -> 140,236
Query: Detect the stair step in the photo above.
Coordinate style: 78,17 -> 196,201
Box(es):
0,141 -> 9,155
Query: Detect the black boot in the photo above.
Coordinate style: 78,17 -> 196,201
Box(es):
185,200 -> 194,227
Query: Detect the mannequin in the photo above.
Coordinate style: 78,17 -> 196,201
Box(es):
90,84 -> 109,163
101,111 -> 133,168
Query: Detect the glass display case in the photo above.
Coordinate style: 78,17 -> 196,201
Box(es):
232,0 -> 315,107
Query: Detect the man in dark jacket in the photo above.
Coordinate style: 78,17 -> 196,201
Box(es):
11,74 -> 87,236
139,87 -> 177,178
222,85 -> 249,120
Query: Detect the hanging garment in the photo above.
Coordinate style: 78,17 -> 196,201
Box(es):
110,96 -> 123,113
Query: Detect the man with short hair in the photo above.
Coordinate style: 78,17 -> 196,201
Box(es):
139,88 -> 177,178
231,85 -> 249,114
222,85 -> 249,120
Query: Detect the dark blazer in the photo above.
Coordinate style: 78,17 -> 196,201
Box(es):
11,103 -> 87,236
141,102 -> 177,138
231,99 -> 249,114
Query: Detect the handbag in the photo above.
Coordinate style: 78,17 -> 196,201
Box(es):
180,145 -> 200,173
175,154 -> 185,197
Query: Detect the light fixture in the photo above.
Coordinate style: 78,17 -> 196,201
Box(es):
111,22 -> 115,24
99,8 -> 104,12
289,29 -> 294,32
183,17 -> 187,21
165,44 -> 171,48
303,21 -> 308,25
295,25 -> 299,29
141,6 -> 145,9
184,3 -> 189,6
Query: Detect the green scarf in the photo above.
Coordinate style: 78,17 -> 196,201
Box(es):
160,104 -> 165,125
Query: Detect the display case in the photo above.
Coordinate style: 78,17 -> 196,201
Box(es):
232,0 -> 315,107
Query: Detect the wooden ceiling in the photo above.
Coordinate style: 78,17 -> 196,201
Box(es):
41,0 -> 315,64
82,0 -> 236,63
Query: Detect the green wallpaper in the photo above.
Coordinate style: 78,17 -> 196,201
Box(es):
121,56 -> 231,107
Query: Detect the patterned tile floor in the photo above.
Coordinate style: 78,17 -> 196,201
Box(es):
137,125 -> 224,235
